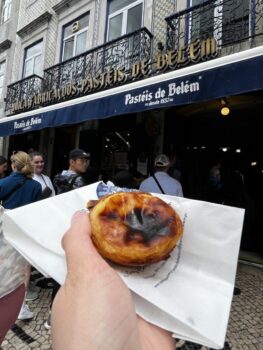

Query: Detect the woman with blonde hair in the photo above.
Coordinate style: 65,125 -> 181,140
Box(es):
0,151 -> 42,345
0,151 -> 42,209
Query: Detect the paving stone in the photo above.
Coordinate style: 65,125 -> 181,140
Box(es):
1,263 -> 262,350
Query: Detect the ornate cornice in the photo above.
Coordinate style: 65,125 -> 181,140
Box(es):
52,0 -> 79,15
0,39 -> 12,54
17,11 -> 52,39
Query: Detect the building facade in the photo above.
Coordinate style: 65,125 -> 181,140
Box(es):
0,0 -> 262,253
0,0 -> 21,150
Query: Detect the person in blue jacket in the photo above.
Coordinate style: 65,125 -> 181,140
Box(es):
0,151 -> 42,344
0,151 -> 42,208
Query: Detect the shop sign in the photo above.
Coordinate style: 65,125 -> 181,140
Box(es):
13,116 -> 43,132
6,38 -> 217,115
124,78 -> 201,109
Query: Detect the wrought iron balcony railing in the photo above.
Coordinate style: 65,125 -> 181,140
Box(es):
5,75 -> 43,113
165,0 -> 263,51
43,27 -> 153,92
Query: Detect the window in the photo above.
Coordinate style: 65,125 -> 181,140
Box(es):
190,0 -> 215,41
23,41 -> 43,78
222,0 -> 250,45
1,0 -> 12,23
62,13 -> 89,61
108,0 -> 143,41
0,61 -> 5,98
189,0 -> 250,46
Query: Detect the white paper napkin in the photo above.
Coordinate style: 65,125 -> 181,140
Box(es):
3,182 -> 244,349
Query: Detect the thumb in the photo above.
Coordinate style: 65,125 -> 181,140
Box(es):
62,211 -> 104,276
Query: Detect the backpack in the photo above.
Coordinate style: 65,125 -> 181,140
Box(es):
53,173 -> 79,194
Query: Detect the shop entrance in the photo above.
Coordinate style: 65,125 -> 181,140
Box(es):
51,125 -> 79,177
79,114 -> 155,180
164,92 -> 263,255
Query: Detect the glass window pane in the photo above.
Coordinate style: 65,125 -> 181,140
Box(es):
222,0 -> 249,45
79,14 -> 89,30
109,0 -> 137,14
76,31 -> 87,55
127,4 -> 143,33
192,0 -> 202,5
23,42 -> 42,77
24,58 -> 34,77
223,0 -> 249,20
191,1 -> 214,41
64,13 -> 89,38
34,55 -> 42,76
26,41 -> 42,59
64,23 -> 72,38
108,13 -> 123,41
2,0 -> 12,22
0,61 -> 5,74
0,76 -> 4,86
63,37 -> 74,60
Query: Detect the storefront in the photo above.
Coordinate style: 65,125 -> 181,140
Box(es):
2,45 -> 263,143
1,46 -> 263,255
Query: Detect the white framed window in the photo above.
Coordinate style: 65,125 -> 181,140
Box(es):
23,41 -> 43,78
1,0 -> 12,23
62,13 -> 89,61
0,61 -> 6,98
108,0 -> 144,41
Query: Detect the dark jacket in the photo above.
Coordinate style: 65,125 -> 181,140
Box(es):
53,170 -> 86,194
0,172 -> 42,209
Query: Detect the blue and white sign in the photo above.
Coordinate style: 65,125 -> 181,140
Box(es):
0,48 -> 263,137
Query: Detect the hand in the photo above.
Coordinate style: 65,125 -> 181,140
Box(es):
52,211 -> 175,350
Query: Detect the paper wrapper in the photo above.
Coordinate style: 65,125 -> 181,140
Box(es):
3,182 -> 244,349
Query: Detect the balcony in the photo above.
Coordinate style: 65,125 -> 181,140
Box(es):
5,75 -> 43,114
4,28 -> 152,115
166,0 -> 263,52
43,27 -> 153,92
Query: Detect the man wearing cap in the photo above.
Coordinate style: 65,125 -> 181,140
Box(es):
139,154 -> 183,197
53,148 -> 90,194
47,148 -> 90,330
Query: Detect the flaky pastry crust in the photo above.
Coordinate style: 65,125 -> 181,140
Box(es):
88,192 -> 183,266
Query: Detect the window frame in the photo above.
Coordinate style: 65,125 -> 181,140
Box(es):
221,0 -> 251,46
1,0 -> 12,23
61,13 -> 90,62
188,0 -> 219,44
107,0 -> 144,41
22,40 -> 43,78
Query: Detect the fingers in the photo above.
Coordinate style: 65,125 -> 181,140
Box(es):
70,210 -> 90,231
62,211 -> 93,255
62,211 -> 109,280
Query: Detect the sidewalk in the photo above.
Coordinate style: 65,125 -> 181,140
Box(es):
1,262 -> 262,350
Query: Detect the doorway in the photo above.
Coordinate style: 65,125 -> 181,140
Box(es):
164,92 -> 263,255
51,125 -> 79,177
